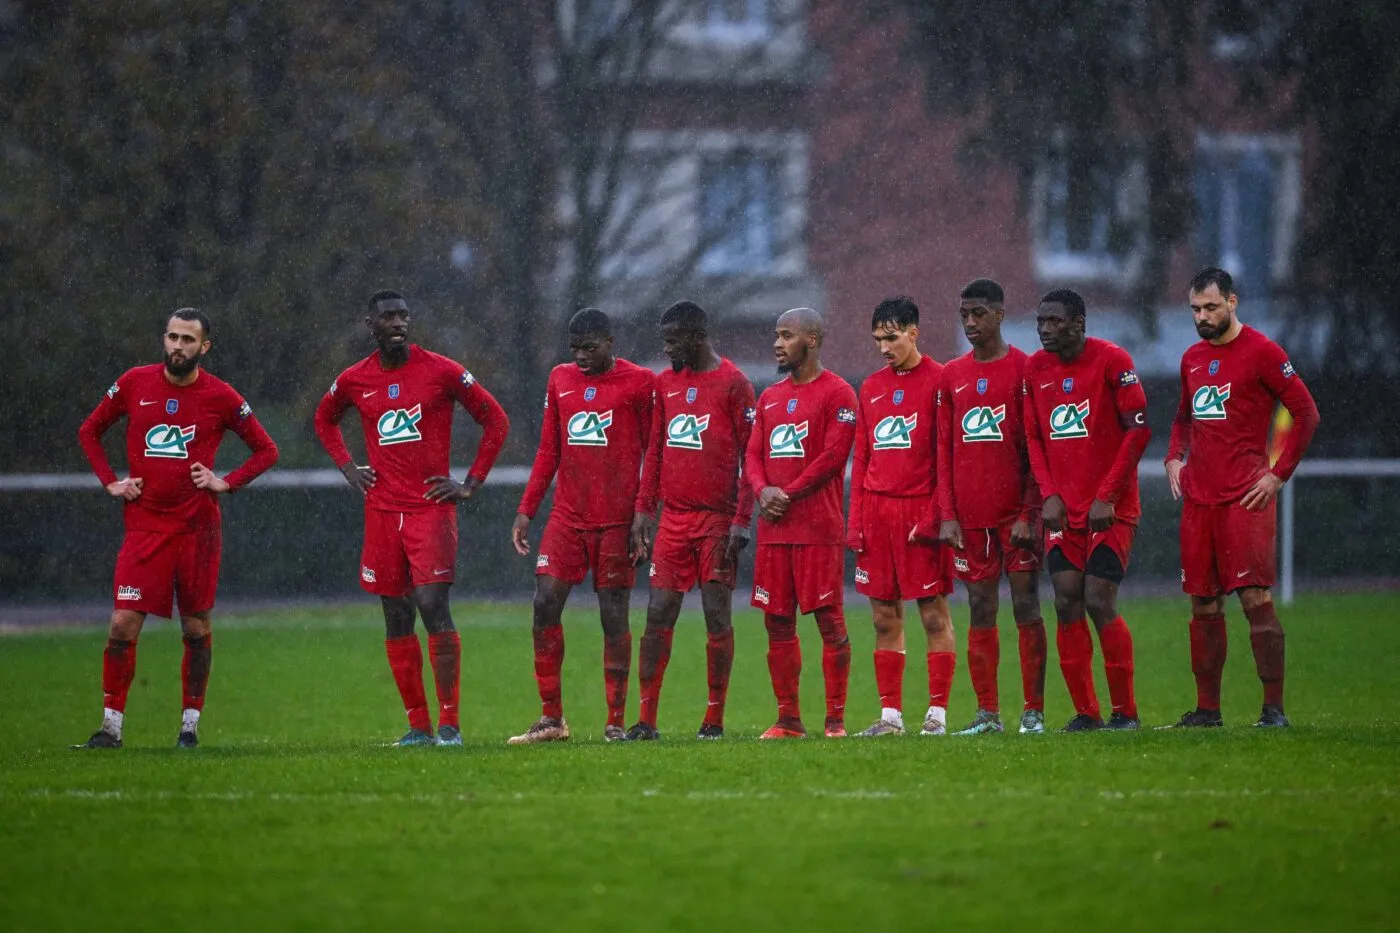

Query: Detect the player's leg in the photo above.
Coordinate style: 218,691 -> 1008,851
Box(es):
632,587 -> 682,739
857,597 -> 906,735
1007,569 -> 1048,734
404,510 -> 463,744
697,580 -> 734,738
594,525 -> 636,741
75,608 -> 147,748
509,520 -> 583,744
804,544 -> 851,738
1165,498 -> 1228,729
754,544 -> 804,738
176,611 -> 212,748
1047,531 -> 1101,730
171,521 -> 220,748
1084,532 -> 1138,730
1239,586 -> 1287,726
382,594 -> 435,744
1220,498 -> 1287,726
955,575 -> 1003,736
917,595 -> 956,736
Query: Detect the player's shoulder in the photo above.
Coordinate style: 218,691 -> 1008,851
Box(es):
196,368 -> 239,396
1089,336 -> 1136,367
116,363 -> 162,387
715,356 -> 752,386
1024,348 -> 1056,373
412,346 -> 465,373
941,351 -> 974,378
756,375 -> 791,403
616,357 -> 657,393
821,368 -> 857,399
1239,324 -> 1287,357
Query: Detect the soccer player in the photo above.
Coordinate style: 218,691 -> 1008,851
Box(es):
74,308 -> 279,749
509,308 -> 655,744
1163,268 -> 1320,728
626,301 -> 756,740
745,308 -> 858,739
937,279 -> 1048,736
314,290 -> 509,747
1023,289 -> 1150,732
847,297 -> 957,738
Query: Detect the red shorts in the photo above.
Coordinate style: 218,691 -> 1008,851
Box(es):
1044,522 -> 1136,574
113,523 -> 221,618
1180,498 -> 1276,597
537,520 -> 635,590
361,508 -> 459,597
854,493 -> 953,601
752,543 -> 843,616
954,522 -> 1041,583
649,509 -> 736,592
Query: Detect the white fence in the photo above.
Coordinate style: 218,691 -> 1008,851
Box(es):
3,459 -> 1398,606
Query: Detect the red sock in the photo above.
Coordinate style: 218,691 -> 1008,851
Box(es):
926,650 -> 956,709
873,649 -> 905,711
533,624 -> 565,720
815,606 -> 851,722
638,626 -> 675,728
704,630 -> 734,727
764,614 -> 802,721
428,630 -> 461,729
102,638 -> 138,713
1244,602 -> 1286,707
1098,616 -> 1137,719
603,632 -> 632,728
967,627 -> 1001,713
1056,620 -> 1100,718
385,635 -> 431,732
1017,619 -> 1047,712
180,634 -> 212,712
1189,612 -> 1227,710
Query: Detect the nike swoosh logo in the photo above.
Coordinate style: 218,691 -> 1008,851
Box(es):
433,569 -> 451,576
559,390 -> 575,397
765,402 -> 780,409
1189,366 -> 1202,373
868,394 -> 885,404
922,582 -> 938,590
139,400 -> 157,406
955,384 -> 968,393
362,391 -> 377,398
1040,382 -> 1054,389
668,390 -> 683,398
818,591 -> 834,600
1236,570 -> 1249,578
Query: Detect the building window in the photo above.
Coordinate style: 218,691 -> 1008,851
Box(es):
1194,133 -> 1300,289
1032,145 -> 1143,282
698,151 -> 782,275
701,0 -> 771,40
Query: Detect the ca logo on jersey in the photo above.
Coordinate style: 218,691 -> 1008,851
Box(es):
377,404 -> 423,446
1192,383 -> 1231,421
666,413 -> 710,450
567,410 -> 612,446
1048,400 -> 1090,440
872,413 -> 917,450
961,405 -> 1006,443
769,421 -> 809,458
145,424 -> 196,458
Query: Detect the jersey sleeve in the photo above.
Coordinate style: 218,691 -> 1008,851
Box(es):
784,382 -> 857,501
76,375 -> 130,488
1258,347 -> 1321,483
312,371 -> 357,469
223,393 -> 280,492
731,376 -> 757,527
848,397 -> 870,542
636,372 -> 656,468
517,372 -> 561,519
935,374 -> 956,522
1095,349 -> 1151,505
1166,356 -> 1193,464
913,377 -> 942,540
634,382 -> 666,517
744,395 -> 770,498
449,366 -> 510,483
1021,376 -> 1057,502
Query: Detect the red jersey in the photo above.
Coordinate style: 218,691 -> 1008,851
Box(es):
936,347 -> 1037,529
850,355 -> 941,538
1023,338 -> 1150,527
745,369 -> 858,546
1167,325 -> 1320,505
635,358 -> 756,525
314,346 -> 509,512
518,358 -> 655,529
77,364 -> 279,532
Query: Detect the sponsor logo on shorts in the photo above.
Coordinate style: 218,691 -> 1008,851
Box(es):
566,410 -> 612,446
753,585 -> 769,605
1047,530 -> 1064,541
536,554 -> 550,569
1048,400 -> 1090,440
666,412 -> 710,450
117,585 -> 142,600
769,421 -> 808,458
854,567 -> 869,584
872,413 -> 917,450
954,557 -> 969,573
1191,384 -> 1231,421
144,424 -> 196,458
961,405 -> 1006,443
360,566 -> 376,583
377,405 -> 424,446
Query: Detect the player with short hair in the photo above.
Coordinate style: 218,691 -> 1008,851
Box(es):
1023,289 -> 1150,732
75,308 -> 279,748
937,279 -> 1048,736
626,300 -> 756,740
509,308 -> 655,744
847,296 -> 957,738
1162,268 -> 1320,729
745,308 -> 858,739
314,290 -> 509,747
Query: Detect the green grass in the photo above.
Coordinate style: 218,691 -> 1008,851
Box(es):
2,594 -> 1398,932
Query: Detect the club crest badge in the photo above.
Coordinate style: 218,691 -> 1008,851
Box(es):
893,389 -> 904,406
1208,360 -> 1220,376
976,378 -> 988,395
1062,378 -> 1074,393
165,399 -> 178,415
388,384 -> 400,400
786,399 -> 797,414
584,387 -> 597,401
686,387 -> 697,403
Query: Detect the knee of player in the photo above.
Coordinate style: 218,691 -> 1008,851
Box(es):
109,610 -> 145,641
179,614 -> 212,639
1237,586 -> 1273,614
1010,593 -> 1041,624
1084,593 -> 1117,626
1052,591 -> 1080,620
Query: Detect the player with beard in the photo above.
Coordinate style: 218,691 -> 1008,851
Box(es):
509,308 -> 655,744
847,296 -> 957,738
75,308 -> 279,748
1023,289 -> 1150,732
315,290 -> 509,746
1162,268 -> 1319,729
745,308 -> 858,739
936,279 -> 1048,736
626,301 -> 756,740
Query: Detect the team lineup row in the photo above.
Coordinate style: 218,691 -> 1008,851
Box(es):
72,268 -> 1320,749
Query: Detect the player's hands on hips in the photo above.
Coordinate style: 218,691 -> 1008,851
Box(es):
721,523 -> 751,571
105,477 -> 144,501
1088,498 -> 1116,532
1041,494 -> 1067,532
511,513 -> 532,556
757,486 -> 790,521
1240,471 -> 1284,511
1165,458 -> 1185,500
1010,517 -> 1036,551
189,462 -> 230,494
340,462 -> 377,495
423,475 -> 479,503
629,513 -> 653,566
938,519 -> 965,551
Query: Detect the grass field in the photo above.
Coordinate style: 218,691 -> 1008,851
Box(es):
2,593 -> 1398,932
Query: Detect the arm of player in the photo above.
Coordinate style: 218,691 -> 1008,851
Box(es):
935,379 -> 957,523
455,376 -> 510,487
77,382 -> 126,490
313,380 -> 376,494
1265,363 -> 1321,485
220,400 -> 280,492
785,391 -> 857,501
1020,379 -> 1056,501
517,374 -> 562,521
846,401 -> 870,551
1164,360 -> 1193,500
730,378 -> 757,528
1092,361 -> 1151,514
634,382 -> 665,519
912,380 -> 942,542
